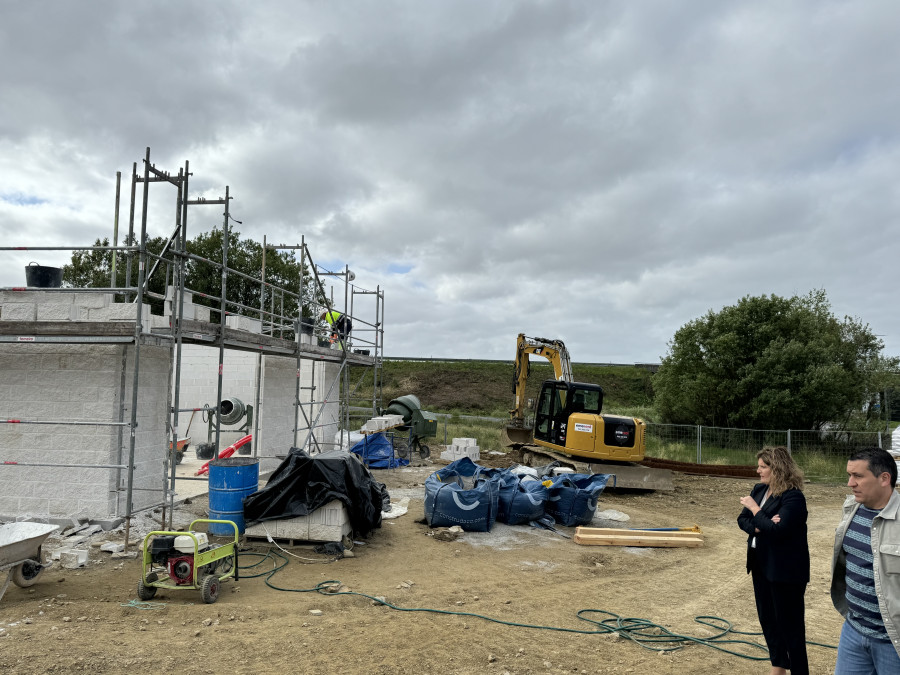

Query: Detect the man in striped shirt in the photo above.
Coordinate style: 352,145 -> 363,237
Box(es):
831,447 -> 900,673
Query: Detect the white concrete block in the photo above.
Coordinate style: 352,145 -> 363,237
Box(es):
150,315 -> 170,329
225,315 -> 262,333
36,304 -> 80,321
194,305 -> 211,322
245,500 -> 350,543
72,293 -> 112,309
165,286 -> 193,304
0,291 -> 71,304
166,300 -> 199,320
87,304 -> 151,322
441,446 -> 480,462
452,438 -> 477,447
0,303 -> 36,320
60,549 -> 89,568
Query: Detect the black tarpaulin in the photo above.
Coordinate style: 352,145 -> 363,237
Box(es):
243,448 -> 386,537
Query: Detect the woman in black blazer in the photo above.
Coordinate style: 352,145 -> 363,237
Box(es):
738,446 -> 810,675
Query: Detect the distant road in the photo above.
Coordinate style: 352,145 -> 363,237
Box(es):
381,356 -> 660,371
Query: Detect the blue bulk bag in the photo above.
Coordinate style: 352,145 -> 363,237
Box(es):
424,457 -> 499,531
499,475 -> 548,525
350,433 -> 409,469
477,467 -> 549,525
544,473 -> 612,527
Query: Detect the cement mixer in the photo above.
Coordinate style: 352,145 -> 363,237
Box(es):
384,395 -> 438,459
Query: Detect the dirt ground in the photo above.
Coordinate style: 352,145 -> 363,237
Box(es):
0,456 -> 851,674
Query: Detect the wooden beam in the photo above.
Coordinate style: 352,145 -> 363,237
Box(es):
574,527 -> 704,548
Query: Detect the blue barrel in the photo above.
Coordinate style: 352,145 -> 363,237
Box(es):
208,457 -> 259,535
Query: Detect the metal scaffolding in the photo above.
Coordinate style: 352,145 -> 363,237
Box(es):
0,146 -> 385,535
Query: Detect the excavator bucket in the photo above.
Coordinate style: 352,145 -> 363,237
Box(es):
501,424 -> 534,448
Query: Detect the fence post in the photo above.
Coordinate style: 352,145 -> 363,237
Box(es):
787,429 -> 791,454
697,425 -> 702,464
878,431 -> 882,449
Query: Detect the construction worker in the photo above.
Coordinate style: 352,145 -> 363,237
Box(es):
320,310 -> 352,346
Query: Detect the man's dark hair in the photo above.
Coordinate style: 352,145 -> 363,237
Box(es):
849,446 -> 898,488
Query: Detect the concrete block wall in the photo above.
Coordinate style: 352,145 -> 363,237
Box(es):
302,361 -> 341,454
117,345 -> 171,516
174,346 -> 340,470
261,355 -> 298,466
0,343 -> 169,521
174,344 -> 261,448
257,357 -> 337,464
0,290 -> 347,520
0,290 -> 155,325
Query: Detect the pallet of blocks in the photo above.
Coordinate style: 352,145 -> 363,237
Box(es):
573,527 -> 704,548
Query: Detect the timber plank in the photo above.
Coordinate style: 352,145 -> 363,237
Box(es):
574,526 -> 704,548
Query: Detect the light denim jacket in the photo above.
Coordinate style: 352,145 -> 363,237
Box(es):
831,490 -> 900,658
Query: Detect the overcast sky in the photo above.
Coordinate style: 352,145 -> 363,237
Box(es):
1,1 -> 898,363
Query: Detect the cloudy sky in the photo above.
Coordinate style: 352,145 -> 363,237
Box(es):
1,1 -> 898,363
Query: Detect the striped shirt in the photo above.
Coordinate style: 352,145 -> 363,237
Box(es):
843,505 -> 890,640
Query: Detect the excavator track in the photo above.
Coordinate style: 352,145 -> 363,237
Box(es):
519,445 -> 675,492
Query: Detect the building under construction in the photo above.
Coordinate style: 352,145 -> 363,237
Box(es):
0,147 -> 384,530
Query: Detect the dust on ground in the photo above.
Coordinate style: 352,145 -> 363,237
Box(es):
0,456 -> 848,674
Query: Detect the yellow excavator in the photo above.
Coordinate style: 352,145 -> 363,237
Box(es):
501,334 -> 673,491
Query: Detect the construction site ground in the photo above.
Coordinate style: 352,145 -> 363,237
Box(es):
1,455 -> 849,674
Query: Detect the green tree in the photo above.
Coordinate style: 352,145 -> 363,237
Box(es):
653,290 -> 898,430
63,229 -> 321,325
185,228 -> 322,325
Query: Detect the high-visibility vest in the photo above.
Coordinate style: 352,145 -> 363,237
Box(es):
322,311 -> 343,326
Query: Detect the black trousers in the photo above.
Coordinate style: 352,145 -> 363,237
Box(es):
750,557 -> 809,674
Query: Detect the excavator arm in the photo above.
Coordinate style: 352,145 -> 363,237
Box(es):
509,333 -> 573,425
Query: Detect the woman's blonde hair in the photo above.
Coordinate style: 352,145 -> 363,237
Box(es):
758,446 -> 804,495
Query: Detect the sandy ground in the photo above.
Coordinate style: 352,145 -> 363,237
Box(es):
0,455 -> 851,675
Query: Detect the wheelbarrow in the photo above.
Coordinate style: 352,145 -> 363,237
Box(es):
0,521 -> 60,602
168,436 -> 192,465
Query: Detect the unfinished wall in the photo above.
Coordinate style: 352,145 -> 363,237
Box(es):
0,343 -> 169,521
0,288 -> 351,522
176,346 -> 340,471
176,344 -> 261,451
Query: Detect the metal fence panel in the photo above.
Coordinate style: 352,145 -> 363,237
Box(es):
646,423 -> 888,465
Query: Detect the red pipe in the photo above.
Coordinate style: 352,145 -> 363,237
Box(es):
195,434 -> 253,476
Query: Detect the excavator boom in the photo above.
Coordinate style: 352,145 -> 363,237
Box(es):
509,333 -> 573,424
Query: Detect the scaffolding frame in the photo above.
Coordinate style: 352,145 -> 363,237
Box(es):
0,147 -> 385,535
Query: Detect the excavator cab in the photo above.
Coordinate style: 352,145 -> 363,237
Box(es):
534,381 -> 603,447
532,379 -> 642,462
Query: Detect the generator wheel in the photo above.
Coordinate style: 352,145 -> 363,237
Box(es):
418,444 -> 431,459
137,572 -> 158,601
200,574 -> 220,604
11,560 -> 44,588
